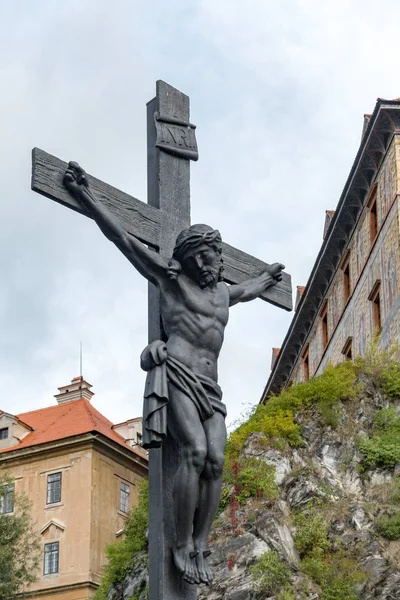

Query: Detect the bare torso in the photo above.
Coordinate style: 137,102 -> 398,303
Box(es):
159,275 -> 230,381
62,163 -> 286,587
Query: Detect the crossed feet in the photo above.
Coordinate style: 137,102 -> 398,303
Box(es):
172,544 -> 213,585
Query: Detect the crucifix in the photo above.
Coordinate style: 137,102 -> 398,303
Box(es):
31,81 -> 292,599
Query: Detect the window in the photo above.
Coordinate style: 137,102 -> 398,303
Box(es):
369,281 -> 382,334
136,432 -> 142,445
302,345 -> 310,382
47,472 -> 62,504
119,482 -> 130,513
0,484 -> 14,514
320,301 -> 329,350
368,187 -> 378,246
342,337 -> 353,360
44,542 -> 59,575
341,250 -> 351,304
0,427 -> 8,440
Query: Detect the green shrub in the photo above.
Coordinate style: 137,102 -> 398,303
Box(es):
226,408 -> 302,459
235,459 -> 276,503
268,361 -> 357,418
0,473 -> 41,599
391,477 -> 400,504
293,512 -> 330,559
374,407 -> 400,432
217,484 -> 232,513
358,431 -> 400,470
358,405 -> 400,470
355,339 -> 397,382
250,551 -> 291,595
381,361 -> 400,399
302,549 -> 365,600
376,511 -> 400,540
122,480 -> 149,554
95,481 -> 149,600
278,590 -> 296,600
226,360 -> 357,459
322,579 -> 359,600
225,457 -> 277,504
219,458 -> 278,513
355,339 -> 400,399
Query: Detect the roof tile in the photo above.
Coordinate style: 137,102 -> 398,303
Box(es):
0,399 -> 145,460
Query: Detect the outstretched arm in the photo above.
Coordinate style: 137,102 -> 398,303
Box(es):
64,162 -> 168,285
228,263 -> 285,306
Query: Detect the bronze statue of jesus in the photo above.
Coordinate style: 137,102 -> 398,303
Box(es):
64,161 -> 284,586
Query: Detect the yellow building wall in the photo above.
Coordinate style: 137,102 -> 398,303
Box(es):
90,446 -> 143,580
10,444 -> 93,598
292,135 -> 400,383
1,438 -> 146,600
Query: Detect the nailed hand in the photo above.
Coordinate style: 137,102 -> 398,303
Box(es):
64,161 -> 89,193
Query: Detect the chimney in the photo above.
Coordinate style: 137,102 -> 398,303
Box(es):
271,347 -> 280,370
54,376 -> 94,404
295,286 -> 306,311
323,210 -> 336,239
361,114 -> 371,142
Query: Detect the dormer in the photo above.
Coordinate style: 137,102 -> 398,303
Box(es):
0,411 -> 32,450
112,417 -> 147,457
112,417 -> 143,446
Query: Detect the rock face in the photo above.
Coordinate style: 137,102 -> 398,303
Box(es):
108,376 -> 400,600
107,550 -> 148,600
196,387 -> 400,599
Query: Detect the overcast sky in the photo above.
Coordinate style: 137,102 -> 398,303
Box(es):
2,0 -> 400,428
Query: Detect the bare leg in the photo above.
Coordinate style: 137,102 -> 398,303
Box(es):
167,386 -> 207,584
193,412 -> 227,584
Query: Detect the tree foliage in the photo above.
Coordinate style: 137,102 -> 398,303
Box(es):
94,480 -> 149,600
250,551 -> 292,595
0,473 -> 41,599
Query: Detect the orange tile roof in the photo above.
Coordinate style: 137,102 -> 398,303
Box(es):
0,399 -> 146,461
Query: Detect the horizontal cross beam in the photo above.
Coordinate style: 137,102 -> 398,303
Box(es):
222,242 -> 292,310
32,148 -> 160,248
32,148 -> 292,311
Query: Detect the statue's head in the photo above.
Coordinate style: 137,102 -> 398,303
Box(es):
168,224 -> 224,288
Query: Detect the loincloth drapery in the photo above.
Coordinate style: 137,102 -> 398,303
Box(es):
140,340 -> 227,449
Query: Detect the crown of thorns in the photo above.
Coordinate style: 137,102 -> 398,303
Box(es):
173,225 -> 222,260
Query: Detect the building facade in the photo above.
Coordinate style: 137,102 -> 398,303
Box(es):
0,377 -> 147,600
264,99 -> 400,399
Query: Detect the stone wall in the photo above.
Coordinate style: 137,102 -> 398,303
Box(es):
291,136 -> 400,384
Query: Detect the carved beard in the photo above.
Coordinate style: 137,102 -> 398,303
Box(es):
198,266 -> 220,288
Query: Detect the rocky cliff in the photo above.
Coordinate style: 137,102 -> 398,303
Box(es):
105,348 -> 400,600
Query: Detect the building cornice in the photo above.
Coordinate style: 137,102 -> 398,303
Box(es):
19,580 -> 99,598
0,431 -> 148,473
91,433 -> 148,474
262,100 -> 400,400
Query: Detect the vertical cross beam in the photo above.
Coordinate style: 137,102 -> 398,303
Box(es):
146,81 -> 196,600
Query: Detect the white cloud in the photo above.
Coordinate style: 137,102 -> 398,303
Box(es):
2,0 -> 400,428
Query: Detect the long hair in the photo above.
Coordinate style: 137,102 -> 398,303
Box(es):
167,224 -> 224,281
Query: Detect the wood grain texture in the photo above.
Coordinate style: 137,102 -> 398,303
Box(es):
222,242 -> 292,310
147,82 -> 196,600
31,149 -> 292,311
31,148 -> 161,248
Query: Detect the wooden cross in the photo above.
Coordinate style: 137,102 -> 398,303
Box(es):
31,81 -> 292,600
